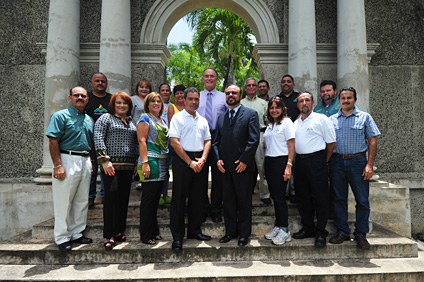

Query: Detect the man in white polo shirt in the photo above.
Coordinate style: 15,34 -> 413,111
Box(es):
292,91 -> 336,248
169,87 -> 212,253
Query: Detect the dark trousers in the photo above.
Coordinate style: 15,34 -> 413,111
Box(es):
222,172 -> 253,238
170,151 -> 208,241
205,131 -> 223,216
264,156 -> 289,228
101,170 -> 132,239
294,151 -> 329,237
139,180 -> 164,243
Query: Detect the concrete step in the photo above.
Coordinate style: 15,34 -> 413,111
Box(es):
31,215 -> 373,240
0,225 -> 417,265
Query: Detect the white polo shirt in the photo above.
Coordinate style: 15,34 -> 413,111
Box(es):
169,109 -> 211,152
294,112 -> 336,154
263,118 -> 295,157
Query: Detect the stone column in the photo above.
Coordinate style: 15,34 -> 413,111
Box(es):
35,0 -> 80,184
288,0 -> 318,100
337,0 -> 369,112
99,0 -> 132,94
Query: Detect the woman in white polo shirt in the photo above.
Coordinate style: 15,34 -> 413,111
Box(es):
262,96 -> 295,246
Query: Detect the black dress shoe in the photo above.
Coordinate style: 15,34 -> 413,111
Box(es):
315,236 -> 326,248
187,233 -> 212,241
261,198 -> 272,205
172,240 -> 182,253
238,237 -> 249,247
72,236 -> 93,244
293,230 -> 315,239
58,241 -> 72,251
355,236 -> 370,250
211,213 -> 222,223
329,233 -> 350,244
219,235 -> 236,243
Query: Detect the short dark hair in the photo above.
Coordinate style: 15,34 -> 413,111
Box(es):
267,97 -> 287,124
144,92 -> 164,117
108,92 -> 133,116
319,80 -> 337,91
203,67 -> 219,79
184,87 -> 200,99
91,72 -> 108,83
299,91 -> 314,101
173,84 -> 186,95
281,74 -> 294,83
258,79 -> 270,88
339,87 -> 357,101
158,83 -> 170,92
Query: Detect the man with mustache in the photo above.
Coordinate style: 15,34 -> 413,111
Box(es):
46,86 -> 94,251
328,87 -> 380,250
314,80 -> 358,117
85,73 -> 112,208
292,91 -> 336,248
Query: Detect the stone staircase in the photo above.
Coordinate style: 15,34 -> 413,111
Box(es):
0,181 -> 424,281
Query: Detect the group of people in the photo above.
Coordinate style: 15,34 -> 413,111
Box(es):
46,68 -> 380,253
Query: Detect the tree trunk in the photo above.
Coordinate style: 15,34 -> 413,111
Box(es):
222,55 -> 232,91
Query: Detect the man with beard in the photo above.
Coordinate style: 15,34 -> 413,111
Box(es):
46,86 -> 94,251
213,84 -> 259,247
328,87 -> 380,250
85,73 -> 112,208
292,92 -> 336,248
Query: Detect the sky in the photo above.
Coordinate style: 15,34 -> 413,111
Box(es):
167,17 -> 193,45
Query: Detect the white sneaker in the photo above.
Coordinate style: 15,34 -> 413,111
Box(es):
265,227 -> 280,240
272,229 -> 292,245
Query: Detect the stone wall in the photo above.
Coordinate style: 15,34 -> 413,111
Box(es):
0,0 -> 423,179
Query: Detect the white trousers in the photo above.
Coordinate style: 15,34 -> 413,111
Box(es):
255,131 -> 269,199
52,153 -> 92,244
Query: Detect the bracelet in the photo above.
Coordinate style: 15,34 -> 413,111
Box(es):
142,160 -> 149,164
188,160 -> 193,167
53,164 -> 63,169
201,157 -> 207,162
287,162 -> 293,167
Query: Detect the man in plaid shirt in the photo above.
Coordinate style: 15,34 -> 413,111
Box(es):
328,87 -> 381,250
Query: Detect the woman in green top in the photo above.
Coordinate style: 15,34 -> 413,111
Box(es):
137,92 -> 169,245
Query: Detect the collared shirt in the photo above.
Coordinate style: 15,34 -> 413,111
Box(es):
198,88 -> 228,130
94,113 -> 138,169
330,108 -> 381,155
263,118 -> 295,157
278,91 -> 300,122
241,95 -> 268,129
228,104 -> 242,119
46,105 -> 94,151
169,109 -> 211,152
314,94 -> 359,117
294,112 -> 336,154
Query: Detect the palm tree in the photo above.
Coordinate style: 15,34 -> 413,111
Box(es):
186,9 -> 257,90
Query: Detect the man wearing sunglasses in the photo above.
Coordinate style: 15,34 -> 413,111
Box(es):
46,86 -> 94,251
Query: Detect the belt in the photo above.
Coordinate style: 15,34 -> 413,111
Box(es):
333,152 -> 366,160
60,150 -> 90,157
297,150 -> 325,159
260,128 -> 266,132
185,151 -> 203,158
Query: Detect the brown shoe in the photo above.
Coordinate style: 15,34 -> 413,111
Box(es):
329,233 -> 350,244
355,236 -> 370,250
88,198 -> 95,209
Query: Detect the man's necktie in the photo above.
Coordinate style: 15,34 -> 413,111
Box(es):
230,109 -> 235,124
205,93 -> 213,128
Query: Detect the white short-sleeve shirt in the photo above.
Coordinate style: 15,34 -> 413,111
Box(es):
294,112 -> 336,154
168,109 -> 211,152
263,118 -> 295,157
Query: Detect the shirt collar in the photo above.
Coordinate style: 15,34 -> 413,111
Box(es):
69,105 -> 85,115
337,107 -> 359,118
182,109 -> 198,119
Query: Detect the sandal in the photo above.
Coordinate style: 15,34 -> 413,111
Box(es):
155,235 -> 163,240
142,239 -> 157,245
115,234 -> 127,242
104,239 -> 115,250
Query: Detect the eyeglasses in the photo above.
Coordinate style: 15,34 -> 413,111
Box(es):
72,94 -> 87,98
246,84 -> 257,87
225,91 -> 239,95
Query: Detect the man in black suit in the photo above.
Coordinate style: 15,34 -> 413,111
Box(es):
213,84 -> 260,247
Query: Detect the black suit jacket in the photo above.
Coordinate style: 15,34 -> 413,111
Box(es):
213,105 -> 260,173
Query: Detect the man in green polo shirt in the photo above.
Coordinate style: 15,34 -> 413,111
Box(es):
46,86 -> 94,251
241,78 -> 270,204
314,80 -> 341,117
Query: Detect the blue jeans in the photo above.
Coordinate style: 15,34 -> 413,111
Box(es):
89,158 -> 105,199
330,155 -> 370,237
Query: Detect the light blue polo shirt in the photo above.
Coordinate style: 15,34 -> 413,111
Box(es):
46,105 -> 94,151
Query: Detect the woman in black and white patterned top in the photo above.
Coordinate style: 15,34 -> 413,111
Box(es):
94,92 -> 138,250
